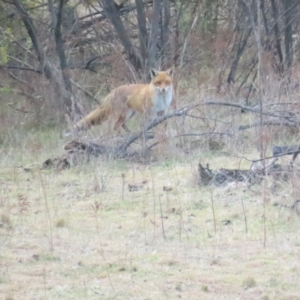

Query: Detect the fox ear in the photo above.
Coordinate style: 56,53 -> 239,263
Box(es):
166,67 -> 174,77
150,68 -> 158,78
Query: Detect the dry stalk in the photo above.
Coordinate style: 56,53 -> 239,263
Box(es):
159,194 -> 166,239
38,168 -> 53,251
210,189 -> 217,235
91,201 -> 116,294
241,196 -> 248,235
121,173 -> 125,201
150,167 -> 156,242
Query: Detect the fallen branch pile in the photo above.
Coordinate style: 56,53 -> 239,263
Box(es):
198,163 -> 263,187
43,106 -> 194,169
198,160 -> 298,187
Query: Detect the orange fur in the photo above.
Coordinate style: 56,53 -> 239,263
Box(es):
74,68 -> 174,132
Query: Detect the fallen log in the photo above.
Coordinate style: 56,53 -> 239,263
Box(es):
43,106 -> 194,169
198,160 -> 298,187
198,163 -> 262,187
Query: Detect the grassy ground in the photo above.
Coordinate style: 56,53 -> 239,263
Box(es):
1,128 -> 300,300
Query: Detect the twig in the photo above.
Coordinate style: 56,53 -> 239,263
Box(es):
180,14 -> 198,67
204,100 -> 290,119
7,71 -> 35,91
0,84 -> 40,107
241,197 -> 248,235
148,131 -> 231,150
7,104 -> 30,113
70,79 -> 100,105
73,2 -> 152,34
238,120 -> 300,131
251,149 -> 300,163
185,113 -> 230,124
0,65 -> 41,73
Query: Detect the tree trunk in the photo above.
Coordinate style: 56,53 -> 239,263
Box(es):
135,0 -> 148,71
270,0 -> 284,74
147,0 -> 161,73
102,0 -> 142,71
282,0 -> 294,79
54,0 -> 73,94
227,1 -> 252,84
12,0 -> 74,115
161,0 -> 171,68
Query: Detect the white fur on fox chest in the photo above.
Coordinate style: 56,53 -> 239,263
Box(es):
150,86 -> 173,115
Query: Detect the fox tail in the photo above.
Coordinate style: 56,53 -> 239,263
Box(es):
65,104 -> 111,136
76,105 -> 111,130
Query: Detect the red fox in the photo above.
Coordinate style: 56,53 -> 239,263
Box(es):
69,68 -> 174,134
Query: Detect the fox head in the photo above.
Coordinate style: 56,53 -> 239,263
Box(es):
150,68 -> 173,93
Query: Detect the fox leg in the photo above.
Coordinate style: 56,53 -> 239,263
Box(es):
114,110 -> 135,132
122,123 -> 130,132
114,115 -> 126,132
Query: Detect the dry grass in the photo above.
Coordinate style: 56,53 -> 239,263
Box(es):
1,129 -> 300,300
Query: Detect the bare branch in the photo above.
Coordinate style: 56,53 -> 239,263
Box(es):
0,65 -> 42,73
11,0 -> 76,114
148,131 -> 232,150
12,0 -> 43,62
121,106 -> 192,151
238,120 -> 300,131
70,79 -> 100,105
204,100 -> 295,120
180,14 -> 198,68
73,3 -> 149,34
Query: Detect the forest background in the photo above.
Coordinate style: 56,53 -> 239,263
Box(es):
1,1 -> 300,299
